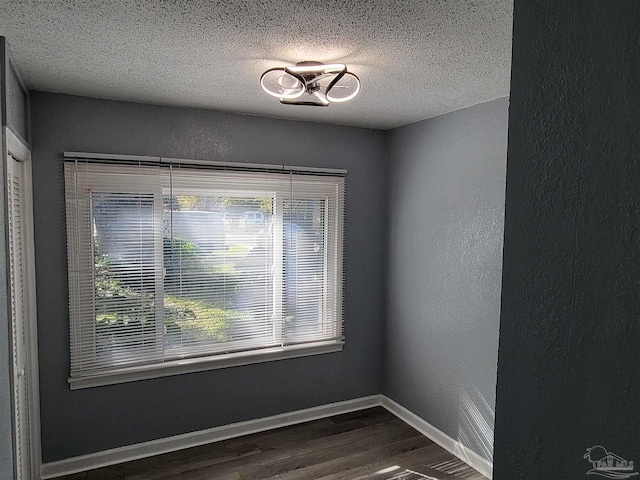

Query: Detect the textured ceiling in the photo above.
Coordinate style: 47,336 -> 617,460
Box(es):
0,0 -> 513,130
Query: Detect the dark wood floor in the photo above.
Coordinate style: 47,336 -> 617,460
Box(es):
58,407 -> 487,480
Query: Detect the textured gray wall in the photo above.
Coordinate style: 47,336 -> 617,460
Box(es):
0,36 -> 15,480
494,2 -> 640,479
1,36 -> 29,143
30,92 -> 386,463
385,98 -> 508,462
6,63 -> 27,143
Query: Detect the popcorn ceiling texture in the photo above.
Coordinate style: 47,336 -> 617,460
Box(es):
0,0 -> 513,129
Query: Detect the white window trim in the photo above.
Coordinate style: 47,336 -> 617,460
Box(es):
65,156 -> 346,389
70,340 -> 344,390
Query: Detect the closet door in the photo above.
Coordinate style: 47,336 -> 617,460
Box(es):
8,152 -> 31,480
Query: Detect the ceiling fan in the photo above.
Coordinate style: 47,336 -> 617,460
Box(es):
260,61 -> 361,106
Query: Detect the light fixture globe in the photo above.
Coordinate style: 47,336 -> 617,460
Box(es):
260,61 -> 361,106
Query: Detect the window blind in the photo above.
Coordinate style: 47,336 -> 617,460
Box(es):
65,159 -> 345,387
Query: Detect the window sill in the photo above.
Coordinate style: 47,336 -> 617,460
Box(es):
68,340 -> 344,390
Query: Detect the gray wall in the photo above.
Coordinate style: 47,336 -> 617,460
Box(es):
30,92 -> 386,462
5,66 -> 27,144
494,2 -> 640,479
385,98 -> 508,462
1,37 -> 29,144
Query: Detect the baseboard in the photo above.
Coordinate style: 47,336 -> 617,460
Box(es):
380,396 -> 493,479
40,395 -> 383,479
41,394 -> 493,480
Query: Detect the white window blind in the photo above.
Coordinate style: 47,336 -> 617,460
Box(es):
65,160 -> 345,388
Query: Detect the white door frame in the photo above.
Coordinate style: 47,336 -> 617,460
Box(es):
4,126 -> 41,480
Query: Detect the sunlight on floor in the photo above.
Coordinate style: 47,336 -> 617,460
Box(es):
355,458 -> 486,480
366,464 -> 438,479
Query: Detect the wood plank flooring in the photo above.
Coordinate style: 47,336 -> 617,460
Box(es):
57,407 -> 488,480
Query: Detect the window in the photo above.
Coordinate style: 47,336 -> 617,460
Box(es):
65,160 -> 345,388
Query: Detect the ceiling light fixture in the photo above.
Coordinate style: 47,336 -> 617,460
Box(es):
260,61 -> 361,107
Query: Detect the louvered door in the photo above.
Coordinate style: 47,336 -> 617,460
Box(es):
8,153 -> 31,480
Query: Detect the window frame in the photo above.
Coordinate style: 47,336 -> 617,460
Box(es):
65,160 -> 345,389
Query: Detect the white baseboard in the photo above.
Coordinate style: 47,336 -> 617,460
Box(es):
380,396 -> 493,479
40,395 -> 382,479
41,394 -> 493,480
